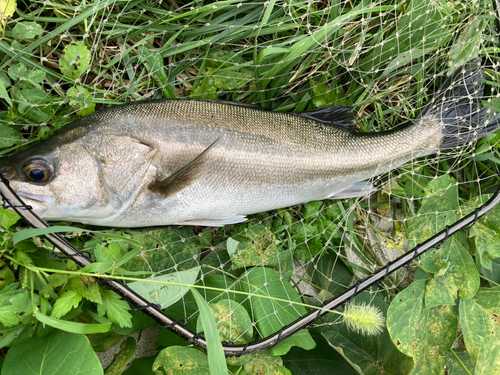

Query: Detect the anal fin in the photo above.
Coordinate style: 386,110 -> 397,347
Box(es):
175,215 -> 247,227
328,181 -> 377,199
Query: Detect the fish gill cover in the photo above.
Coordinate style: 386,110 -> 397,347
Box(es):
0,0 -> 499,374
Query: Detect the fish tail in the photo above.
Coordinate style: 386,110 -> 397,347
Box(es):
416,59 -> 500,150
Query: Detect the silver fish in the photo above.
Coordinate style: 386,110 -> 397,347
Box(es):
1,60 -> 498,227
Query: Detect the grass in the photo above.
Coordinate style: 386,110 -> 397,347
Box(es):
0,0 -> 499,374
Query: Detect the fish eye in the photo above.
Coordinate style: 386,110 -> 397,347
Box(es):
22,159 -> 54,183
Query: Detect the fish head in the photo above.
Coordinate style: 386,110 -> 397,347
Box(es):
0,124 -> 158,225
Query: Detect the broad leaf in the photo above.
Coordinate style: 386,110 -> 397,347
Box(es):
228,350 -> 290,375
406,176 -> 460,274
12,21 -> 43,40
387,280 -> 426,357
460,287 -> 500,371
60,41 -> 91,79
153,346 -> 210,374
448,238 -> 479,299
128,267 -> 200,309
2,330 -> 102,375
124,227 -> 200,274
424,275 -> 456,309
238,267 -> 316,355
411,305 -> 458,374
196,298 -> 253,344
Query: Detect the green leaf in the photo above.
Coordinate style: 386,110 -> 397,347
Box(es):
291,218 -> 325,261
27,69 -> 45,84
137,45 -> 174,98
424,275 -> 456,309
473,337 -> 500,374
411,305 -> 458,374
0,325 -> 28,349
406,176 -> 460,273
7,63 -> 27,82
460,287 -> 500,370
448,238 -> 479,299
153,346 -> 210,374
98,290 -> 132,328
196,298 -> 253,344
124,227 -> 200,275
0,73 -> 11,106
13,225 -> 87,244
191,288 -> 228,375
10,291 -> 36,325
464,195 -> 500,270
128,267 -> 200,309
481,257 -> 500,287
0,305 -> 19,327
238,267 -> 316,355
110,309 -> 155,336
446,351 -> 473,375
0,0 -> 16,28
0,266 -> 15,291
70,277 -> 102,304
59,41 -> 91,79
34,310 -> 111,334
0,207 -> 20,230
0,125 -> 21,148
12,21 -> 43,40
228,350 -> 290,375
190,77 -> 217,99
103,337 -> 136,375
449,18 -> 485,66
95,243 -> 122,263
67,85 -> 95,116
311,79 -> 346,108
321,294 -> 412,375
387,280 -> 426,357
229,224 -> 281,269
51,290 -> 83,319
2,330 -> 103,375
307,252 -> 353,296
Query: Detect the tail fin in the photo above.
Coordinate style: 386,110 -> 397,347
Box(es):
416,59 -> 500,150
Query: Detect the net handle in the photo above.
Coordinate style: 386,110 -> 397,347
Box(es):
1,172 -> 499,356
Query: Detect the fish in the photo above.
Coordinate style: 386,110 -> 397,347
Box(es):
0,60 -> 498,227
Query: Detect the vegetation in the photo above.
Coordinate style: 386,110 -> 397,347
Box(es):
0,0 -> 499,374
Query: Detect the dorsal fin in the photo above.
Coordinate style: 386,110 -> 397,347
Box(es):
149,138 -> 219,198
301,106 -> 356,132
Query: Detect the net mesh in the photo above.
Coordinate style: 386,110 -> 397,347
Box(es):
1,0 -> 500,355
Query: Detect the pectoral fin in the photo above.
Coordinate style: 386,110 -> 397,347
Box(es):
149,138 -> 219,198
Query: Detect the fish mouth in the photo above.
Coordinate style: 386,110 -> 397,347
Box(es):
16,193 -> 52,217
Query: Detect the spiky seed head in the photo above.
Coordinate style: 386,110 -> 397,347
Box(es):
343,303 -> 385,336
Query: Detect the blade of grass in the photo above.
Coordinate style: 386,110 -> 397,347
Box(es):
191,288 -> 228,375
